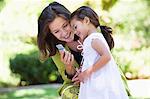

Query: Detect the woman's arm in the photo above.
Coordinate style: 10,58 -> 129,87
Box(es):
52,52 -> 72,82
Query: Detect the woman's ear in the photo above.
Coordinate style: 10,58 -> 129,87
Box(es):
83,17 -> 90,25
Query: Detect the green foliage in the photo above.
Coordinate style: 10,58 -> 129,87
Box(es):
101,0 -> 118,11
19,36 -> 37,46
112,47 -> 150,80
9,50 -> 63,86
0,0 -> 5,11
110,0 -> 150,46
108,0 -> 150,80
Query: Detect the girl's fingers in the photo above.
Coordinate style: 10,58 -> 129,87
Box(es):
72,76 -> 79,82
76,68 -> 80,73
78,74 -> 84,83
72,73 -> 78,81
74,80 -> 80,85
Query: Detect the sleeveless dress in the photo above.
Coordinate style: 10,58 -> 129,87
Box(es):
78,33 -> 128,99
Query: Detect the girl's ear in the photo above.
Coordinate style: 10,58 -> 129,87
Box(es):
83,17 -> 90,25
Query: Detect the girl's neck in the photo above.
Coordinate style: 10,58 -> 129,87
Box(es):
87,24 -> 97,36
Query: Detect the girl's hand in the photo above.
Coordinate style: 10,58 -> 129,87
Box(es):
78,68 -> 92,83
72,67 -> 93,83
72,68 -> 82,85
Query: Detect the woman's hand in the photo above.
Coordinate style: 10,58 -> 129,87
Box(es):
59,50 -> 76,76
59,50 -> 74,66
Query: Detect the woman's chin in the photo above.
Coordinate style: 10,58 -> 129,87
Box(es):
66,37 -> 74,42
65,39 -> 73,43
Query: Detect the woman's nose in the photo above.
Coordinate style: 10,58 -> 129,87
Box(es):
61,29 -> 67,36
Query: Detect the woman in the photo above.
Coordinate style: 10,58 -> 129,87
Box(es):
37,2 -> 130,98
37,2 -> 82,98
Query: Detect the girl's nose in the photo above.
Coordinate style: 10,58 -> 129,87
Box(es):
73,30 -> 77,34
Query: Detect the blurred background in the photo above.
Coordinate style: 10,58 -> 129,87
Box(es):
0,0 -> 149,98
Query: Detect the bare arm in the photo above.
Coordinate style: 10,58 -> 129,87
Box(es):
73,38 -> 111,83
90,38 -> 111,73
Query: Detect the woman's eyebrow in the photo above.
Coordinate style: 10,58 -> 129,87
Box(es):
51,28 -> 58,33
62,21 -> 68,26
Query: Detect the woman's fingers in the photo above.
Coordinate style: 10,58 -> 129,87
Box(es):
61,51 -> 73,65
59,51 -> 65,62
71,54 -> 74,64
60,51 -> 69,64
66,52 -> 71,64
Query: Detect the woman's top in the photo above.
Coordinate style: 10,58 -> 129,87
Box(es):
70,49 -> 82,65
51,46 -> 81,95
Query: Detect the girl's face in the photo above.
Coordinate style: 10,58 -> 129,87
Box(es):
70,18 -> 88,40
48,16 -> 74,42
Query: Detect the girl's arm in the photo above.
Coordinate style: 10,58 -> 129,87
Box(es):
75,38 -> 111,82
90,38 -> 111,73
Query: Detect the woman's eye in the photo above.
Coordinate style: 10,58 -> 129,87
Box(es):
54,30 -> 59,34
63,23 -> 68,28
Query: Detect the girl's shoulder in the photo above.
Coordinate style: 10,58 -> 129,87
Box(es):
83,32 -> 103,45
90,32 -> 103,38
85,32 -> 103,41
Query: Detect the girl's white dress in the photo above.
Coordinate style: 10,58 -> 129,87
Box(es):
78,33 -> 128,99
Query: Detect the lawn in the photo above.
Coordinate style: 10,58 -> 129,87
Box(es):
0,80 -> 150,99
0,85 -> 60,99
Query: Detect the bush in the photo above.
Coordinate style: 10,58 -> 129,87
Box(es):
9,50 -> 63,86
112,47 -> 150,80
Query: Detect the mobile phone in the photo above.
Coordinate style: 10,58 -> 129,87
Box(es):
56,44 -> 66,51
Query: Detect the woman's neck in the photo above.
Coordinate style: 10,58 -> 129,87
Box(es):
66,40 -> 82,52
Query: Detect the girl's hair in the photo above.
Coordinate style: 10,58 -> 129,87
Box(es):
37,2 -> 71,60
71,6 -> 114,50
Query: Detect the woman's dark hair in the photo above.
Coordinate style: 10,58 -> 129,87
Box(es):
37,2 -> 71,60
71,6 -> 114,50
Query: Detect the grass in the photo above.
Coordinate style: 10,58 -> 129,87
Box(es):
0,87 -> 60,99
1,80 -> 150,99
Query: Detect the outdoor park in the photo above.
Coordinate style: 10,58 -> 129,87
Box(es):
0,0 -> 150,99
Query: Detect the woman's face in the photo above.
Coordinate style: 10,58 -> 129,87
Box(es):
48,16 -> 74,42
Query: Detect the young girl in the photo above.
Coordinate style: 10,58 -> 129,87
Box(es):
71,6 -> 129,99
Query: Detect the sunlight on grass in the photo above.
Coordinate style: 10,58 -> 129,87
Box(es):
14,89 -> 46,97
0,87 -> 60,99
